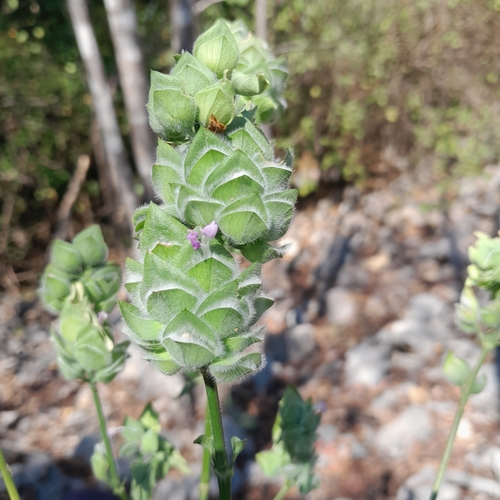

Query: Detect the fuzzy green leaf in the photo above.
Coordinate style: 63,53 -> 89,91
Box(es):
72,225 -> 108,267
171,51 -> 216,96
193,20 -> 239,77
119,301 -> 165,343
209,352 -> 263,383
51,240 -> 83,275
231,71 -> 268,96
195,81 -> 236,127
75,324 -> 111,372
187,257 -> 234,293
239,241 -> 289,264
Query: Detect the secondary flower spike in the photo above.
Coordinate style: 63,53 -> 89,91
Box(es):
187,229 -> 201,249
202,221 -> 218,239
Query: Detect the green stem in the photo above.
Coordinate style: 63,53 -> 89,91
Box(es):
429,346 -> 490,500
201,368 -> 232,500
0,447 -> 20,500
199,411 -> 212,500
273,480 -> 291,500
90,382 -> 128,500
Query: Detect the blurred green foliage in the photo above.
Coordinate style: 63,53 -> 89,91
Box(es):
265,0 -> 500,186
0,0 -> 170,284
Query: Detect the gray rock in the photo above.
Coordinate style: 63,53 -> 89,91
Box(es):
376,320 -> 434,357
315,359 -> 343,385
0,410 -> 20,430
375,406 -> 433,458
466,445 -> 500,474
468,363 -> 500,420
396,465 -> 461,500
317,424 -> 339,443
344,339 -> 391,386
418,238 -> 452,261
414,297 -> 452,325
446,469 -> 500,497
326,288 -> 358,327
153,474 -> 198,500
222,415 -> 254,461
285,324 -> 317,364
371,382 -> 417,410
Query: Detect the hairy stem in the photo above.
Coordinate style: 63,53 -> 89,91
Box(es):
201,368 -> 232,500
90,382 -> 128,500
0,447 -> 20,500
430,346 -> 490,500
199,411 -> 212,500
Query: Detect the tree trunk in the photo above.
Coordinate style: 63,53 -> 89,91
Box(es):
67,0 -> 137,233
103,0 -> 155,200
170,0 -> 196,54
255,0 -> 267,41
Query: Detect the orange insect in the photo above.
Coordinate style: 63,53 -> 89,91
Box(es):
207,114 -> 226,134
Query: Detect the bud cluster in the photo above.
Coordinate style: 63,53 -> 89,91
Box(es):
227,20 -> 288,124
40,225 -> 121,314
455,232 -> 500,344
122,21 -> 296,384
39,226 -> 128,383
91,403 -> 189,497
147,20 -> 272,144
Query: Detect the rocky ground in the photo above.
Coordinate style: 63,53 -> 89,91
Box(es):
2,162 -> 500,500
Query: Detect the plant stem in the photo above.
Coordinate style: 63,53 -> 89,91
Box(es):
90,381 -> 128,500
429,346 -> 490,500
199,411 -> 212,500
273,480 -> 291,500
0,447 -> 20,500
201,368 -> 232,500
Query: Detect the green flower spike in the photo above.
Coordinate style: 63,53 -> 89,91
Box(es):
120,204 -> 273,384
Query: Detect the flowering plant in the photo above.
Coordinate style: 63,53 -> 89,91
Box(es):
19,19 -> 319,500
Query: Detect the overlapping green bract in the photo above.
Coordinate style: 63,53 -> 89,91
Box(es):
256,386 -> 320,494
151,115 -> 296,246
227,20 -> 288,124
39,225 -> 120,314
121,204 -> 273,384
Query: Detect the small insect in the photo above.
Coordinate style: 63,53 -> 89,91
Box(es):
208,114 -> 226,134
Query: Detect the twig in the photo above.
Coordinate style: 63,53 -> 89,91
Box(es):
0,189 -> 16,255
193,0 -> 225,15
54,154 -> 91,241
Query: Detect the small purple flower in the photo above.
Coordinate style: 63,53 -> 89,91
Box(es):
187,229 -> 201,249
97,311 -> 109,324
202,221 -> 218,240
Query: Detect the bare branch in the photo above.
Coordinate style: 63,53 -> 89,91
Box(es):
54,154 -> 91,241
67,0 -> 137,234
103,0 -> 155,199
